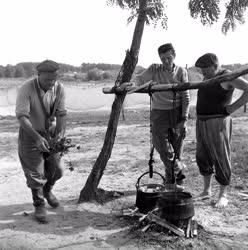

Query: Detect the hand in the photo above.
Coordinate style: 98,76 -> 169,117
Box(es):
224,105 -> 231,115
36,136 -> 50,152
53,134 -> 62,141
50,133 -> 62,146
177,119 -> 187,131
118,82 -> 133,91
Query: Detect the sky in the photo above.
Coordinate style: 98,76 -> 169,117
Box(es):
0,0 -> 248,68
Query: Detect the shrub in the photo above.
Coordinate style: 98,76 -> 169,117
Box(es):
86,68 -> 102,81
102,71 -> 112,80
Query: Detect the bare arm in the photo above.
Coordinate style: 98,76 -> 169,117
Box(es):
54,115 -> 67,138
18,116 -> 50,152
53,84 -> 67,139
222,77 -> 248,114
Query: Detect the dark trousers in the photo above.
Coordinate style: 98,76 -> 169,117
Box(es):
196,116 -> 232,186
151,107 -> 185,183
18,128 -> 63,189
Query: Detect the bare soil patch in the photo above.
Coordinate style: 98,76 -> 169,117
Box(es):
0,109 -> 248,249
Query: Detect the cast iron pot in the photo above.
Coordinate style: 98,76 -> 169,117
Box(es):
135,171 -> 165,214
157,191 -> 195,220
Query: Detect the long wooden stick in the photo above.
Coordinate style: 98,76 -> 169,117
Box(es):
102,66 -> 248,94
127,80 -> 153,94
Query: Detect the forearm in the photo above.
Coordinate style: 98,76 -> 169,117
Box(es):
18,116 -> 41,141
181,90 -> 190,119
54,115 -> 67,137
226,90 -> 248,114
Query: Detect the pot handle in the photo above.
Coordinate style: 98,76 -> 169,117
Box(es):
136,171 -> 165,189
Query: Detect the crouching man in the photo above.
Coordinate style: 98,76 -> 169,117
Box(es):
16,60 -> 67,222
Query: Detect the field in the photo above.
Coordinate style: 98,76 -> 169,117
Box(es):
0,101 -> 248,249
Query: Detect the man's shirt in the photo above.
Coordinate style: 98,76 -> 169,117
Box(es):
16,78 -> 67,132
135,64 -> 190,118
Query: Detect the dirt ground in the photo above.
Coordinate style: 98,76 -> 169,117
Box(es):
0,108 -> 248,250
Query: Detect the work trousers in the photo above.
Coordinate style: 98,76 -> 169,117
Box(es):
18,127 -> 63,189
151,107 -> 185,183
196,116 -> 232,186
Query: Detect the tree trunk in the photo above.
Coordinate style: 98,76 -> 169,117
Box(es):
78,0 -> 148,203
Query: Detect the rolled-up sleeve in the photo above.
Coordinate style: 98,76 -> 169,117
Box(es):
55,84 -> 67,116
15,85 -> 31,119
180,68 -> 190,118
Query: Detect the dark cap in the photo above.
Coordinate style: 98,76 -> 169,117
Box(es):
158,43 -> 175,55
36,60 -> 59,73
195,53 -> 219,68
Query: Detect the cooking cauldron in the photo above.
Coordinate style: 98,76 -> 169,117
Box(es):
157,191 -> 194,220
135,171 -> 165,214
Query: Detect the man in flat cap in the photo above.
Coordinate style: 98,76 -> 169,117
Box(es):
194,53 -> 248,208
16,59 -> 67,222
125,43 -> 190,190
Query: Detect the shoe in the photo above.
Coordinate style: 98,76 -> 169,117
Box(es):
43,184 -> 60,208
165,183 -> 185,192
34,205 -> 47,223
31,188 -> 47,223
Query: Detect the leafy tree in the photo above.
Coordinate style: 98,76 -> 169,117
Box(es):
86,68 -> 102,81
78,0 -> 248,203
14,66 -> 26,78
4,64 -> 15,78
189,0 -> 248,34
16,62 -> 37,77
0,66 -> 5,78
102,71 -> 112,80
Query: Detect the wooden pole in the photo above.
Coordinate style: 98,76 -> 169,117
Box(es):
102,65 -> 248,94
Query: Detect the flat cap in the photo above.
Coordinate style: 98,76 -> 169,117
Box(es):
158,43 -> 175,54
36,60 -> 59,73
195,53 -> 218,68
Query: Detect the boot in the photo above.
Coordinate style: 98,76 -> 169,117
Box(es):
43,183 -> 60,208
31,188 -> 47,223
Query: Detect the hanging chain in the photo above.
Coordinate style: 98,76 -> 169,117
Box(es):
171,83 -> 177,184
148,82 -> 155,178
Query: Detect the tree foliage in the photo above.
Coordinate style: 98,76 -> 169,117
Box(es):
189,0 -> 221,25
189,0 -> 248,34
108,0 -> 248,34
222,0 -> 248,33
107,0 -> 168,28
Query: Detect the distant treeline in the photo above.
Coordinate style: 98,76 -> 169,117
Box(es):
0,62 -> 144,81
0,62 -> 81,78
0,62 -> 247,81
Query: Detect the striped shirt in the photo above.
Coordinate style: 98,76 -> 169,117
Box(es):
135,64 -> 190,118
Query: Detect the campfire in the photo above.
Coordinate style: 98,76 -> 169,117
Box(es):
122,205 -> 198,238
121,171 -> 198,238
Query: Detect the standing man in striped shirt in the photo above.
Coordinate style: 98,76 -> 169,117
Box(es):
133,43 -> 190,190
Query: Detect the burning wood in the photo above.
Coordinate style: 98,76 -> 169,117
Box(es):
120,207 -> 198,238
185,217 -> 192,238
145,213 -> 185,237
